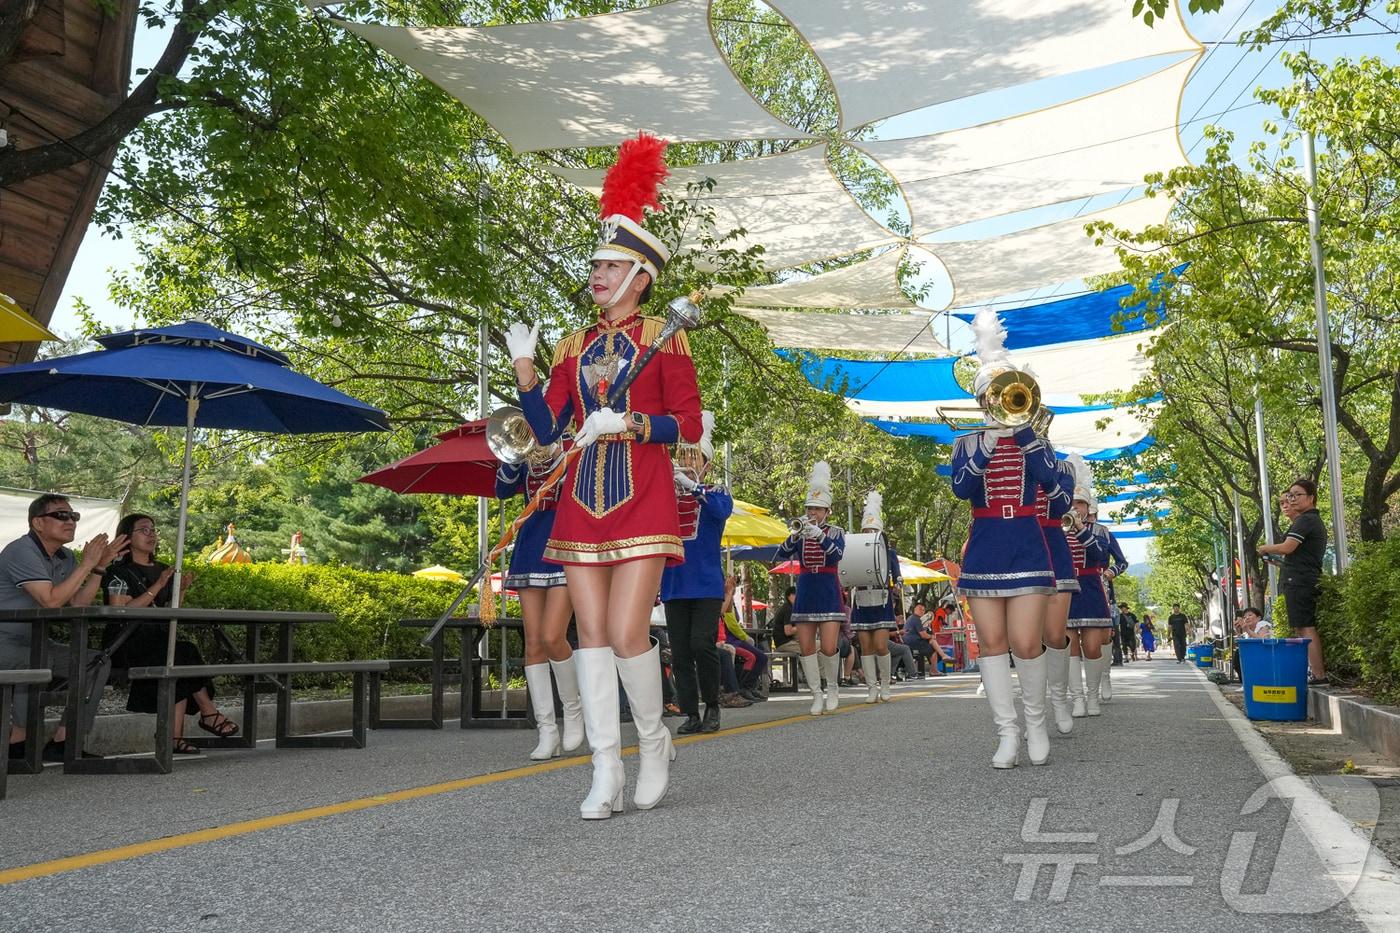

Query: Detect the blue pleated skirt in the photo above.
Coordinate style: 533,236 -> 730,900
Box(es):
1067,574 -> 1112,628
1041,524 -> 1080,593
793,572 -> 845,623
506,509 -> 566,589
850,593 -> 897,631
958,516 -> 1055,598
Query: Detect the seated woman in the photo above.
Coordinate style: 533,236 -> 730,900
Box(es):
100,514 -> 237,755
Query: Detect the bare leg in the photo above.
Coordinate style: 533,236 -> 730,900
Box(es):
1297,627 -> 1325,678
566,565 -> 615,649
1044,593 -> 1071,650
795,624 -> 819,657
173,699 -> 188,739
605,558 -> 665,658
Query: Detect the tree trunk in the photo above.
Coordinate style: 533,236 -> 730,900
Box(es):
1359,461 -> 1389,543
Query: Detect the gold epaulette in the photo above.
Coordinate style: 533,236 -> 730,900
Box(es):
551,327 -> 589,367
639,316 -> 691,356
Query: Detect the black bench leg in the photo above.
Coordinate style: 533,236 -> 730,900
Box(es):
153,678 -> 174,774
352,672 -> 366,749
368,672 -> 382,730
1,684 -> 11,800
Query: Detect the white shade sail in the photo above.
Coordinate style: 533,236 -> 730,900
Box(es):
552,144 -> 899,270
769,0 -> 1201,129
731,247 -> 919,309
736,307 -> 950,354
852,403 -> 1157,454
858,56 -> 1197,237
929,196 -> 1174,307
339,0 -> 810,152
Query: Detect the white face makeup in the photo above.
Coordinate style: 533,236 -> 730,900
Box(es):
589,259 -> 648,308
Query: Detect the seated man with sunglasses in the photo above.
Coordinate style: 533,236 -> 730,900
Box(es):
0,494 -> 128,762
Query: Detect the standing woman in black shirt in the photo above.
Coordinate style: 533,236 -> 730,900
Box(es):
101,513 -> 238,753
1259,478 -> 1329,685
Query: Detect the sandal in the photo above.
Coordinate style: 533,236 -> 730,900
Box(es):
172,738 -> 200,755
198,712 -> 239,738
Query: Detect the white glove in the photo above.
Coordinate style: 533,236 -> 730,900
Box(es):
801,520 -> 824,540
504,322 -> 539,363
674,467 -> 699,493
574,407 -> 629,447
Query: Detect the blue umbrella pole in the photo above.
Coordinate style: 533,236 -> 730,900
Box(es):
166,395 -> 199,667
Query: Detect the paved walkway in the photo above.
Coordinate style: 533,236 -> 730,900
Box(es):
2,662 -> 1399,932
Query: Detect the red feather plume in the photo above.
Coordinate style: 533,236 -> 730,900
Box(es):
599,132 -> 669,222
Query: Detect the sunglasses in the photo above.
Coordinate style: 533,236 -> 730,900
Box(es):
38,510 -> 81,522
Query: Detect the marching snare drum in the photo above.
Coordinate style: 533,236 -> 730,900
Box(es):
839,532 -> 890,592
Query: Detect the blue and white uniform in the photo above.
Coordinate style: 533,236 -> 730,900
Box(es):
1067,523 -> 1112,627
495,458 -> 566,589
950,426 -> 1058,598
1039,459 -> 1080,593
775,524 -> 846,623
850,538 -> 902,632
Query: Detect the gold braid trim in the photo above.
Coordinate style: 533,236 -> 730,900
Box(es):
639,317 -> 692,356
551,327 -> 588,367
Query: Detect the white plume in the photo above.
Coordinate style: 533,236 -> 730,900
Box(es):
699,410 -> 716,460
971,308 -> 1010,368
810,460 -> 831,488
863,490 -> 882,513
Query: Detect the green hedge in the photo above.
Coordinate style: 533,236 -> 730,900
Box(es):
1312,537 -> 1400,704
177,564 -> 493,675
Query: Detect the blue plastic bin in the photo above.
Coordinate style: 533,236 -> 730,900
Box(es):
1186,643 -> 1213,668
1238,638 -> 1311,721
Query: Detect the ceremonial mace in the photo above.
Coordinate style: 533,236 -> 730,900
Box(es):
420,295 -> 704,646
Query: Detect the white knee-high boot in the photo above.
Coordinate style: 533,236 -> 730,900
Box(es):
876,653 -> 892,702
524,663 -> 561,760
573,647 -> 625,819
1084,654 -> 1103,716
1043,642 -> 1074,735
800,653 -> 824,715
861,654 -> 878,703
1100,658 -> 1114,701
1069,653 -> 1087,719
980,653 -> 1020,769
821,652 -> 841,712
614,640 -> 675,811
549,655 -> 586,753
1012,651 -> 1050,766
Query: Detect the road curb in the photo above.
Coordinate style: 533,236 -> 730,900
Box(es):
1310,686 -> 1400,766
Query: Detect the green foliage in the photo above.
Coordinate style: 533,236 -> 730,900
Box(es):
1131,0 -> 1224,28
1313,538 -> 1400,702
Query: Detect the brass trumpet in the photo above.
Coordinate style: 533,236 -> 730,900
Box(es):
486,406 -> 560,465
788,516 -> 814,535
935,365 -> 1053,434
1061,510 -> 1085,534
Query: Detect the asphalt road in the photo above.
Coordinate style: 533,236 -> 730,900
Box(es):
1,662 -> 1396,932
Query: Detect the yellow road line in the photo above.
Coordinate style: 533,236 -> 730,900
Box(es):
0,682 -> 969,886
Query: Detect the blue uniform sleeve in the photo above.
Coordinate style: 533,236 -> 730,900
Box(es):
774,533 -> 801,561
1047,463 -> 1074,519
636,414 -> 679,444
1104,529 -> 1129,576
888,546 -> 902,586
950,433 -> 991,501
1078,525 -> 1104,563
823,526 -> 845,565
1015,426 -> 1058,489
519,376 -> 575,447
494,462 -> 525,499
701,487 -> 734,522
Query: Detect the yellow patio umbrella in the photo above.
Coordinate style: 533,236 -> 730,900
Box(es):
413,564 -> 465,583
0,293 -> 56,342
898,557 -> 950,584
723,498 -> 792,547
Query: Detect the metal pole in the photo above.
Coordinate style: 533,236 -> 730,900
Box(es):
915,517 -> 924,562
724,439 -> 733,575
846,464 -> 854,530
1302,122 -> 1350,571
478,318 -> 490,616
1232,489 -> 1250,609
1253,387 -> 1278,608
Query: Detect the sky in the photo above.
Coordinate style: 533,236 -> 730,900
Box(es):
40,0 -> 1400,565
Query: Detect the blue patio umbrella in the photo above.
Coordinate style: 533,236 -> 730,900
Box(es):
0,321 -> 390,662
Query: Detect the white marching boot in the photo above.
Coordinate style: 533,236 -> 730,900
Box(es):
1013,652 -> 1051,766
821,652 -> 841,713
980,653 -> 1020,769
524,663 -> 562,760
800,654 -> 825,715
876,653 -> 893,702
1100,660 -> 1114,702
550,655 -> 586,753
861,655 -> 879,703
615,640 -> 675,811
1084,654 -> 1104,717
573,647 -> 625,820
1069,653 -> 1088,719
1043,642 -> 1074,735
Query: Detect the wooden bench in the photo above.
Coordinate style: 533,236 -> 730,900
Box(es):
0,670 -> 51,799
368,658 -> 465,730
128,661 -> 390,773
768,651 -> 801,692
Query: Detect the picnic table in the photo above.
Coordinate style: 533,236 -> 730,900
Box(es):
395,618 -> 531,729
0,606 -> 335,774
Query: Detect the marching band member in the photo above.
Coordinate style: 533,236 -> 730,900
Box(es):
849,491 -> 902,703
1038,457 -> 1079,736
495,443 -> 584,762
774,461 -> 846,716
1092,504 -> 1130,703
508,133 -> 702,820
1064,456 -> 1111,718
949,309 -> 1057,768
660,411 -> 733,735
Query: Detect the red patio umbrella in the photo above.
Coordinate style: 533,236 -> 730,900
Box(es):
359,418 -> 498,497
768,560 -> 800,575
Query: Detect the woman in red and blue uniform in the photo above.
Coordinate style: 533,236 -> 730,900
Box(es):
1038,457 -> 1079,737
1064,456 -> 1111,719
495,445 -> 583,763
507,133 -> 702,821
1091,505 -> 1130,703
850,490 -> 903,704
948,308 -> 1057,769
773,460 -> 845,716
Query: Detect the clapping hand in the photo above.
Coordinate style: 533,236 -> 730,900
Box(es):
504,322 -> 539,362
673,466 -> 699,494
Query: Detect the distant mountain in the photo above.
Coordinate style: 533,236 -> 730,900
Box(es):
1125,562 -> 1151,580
